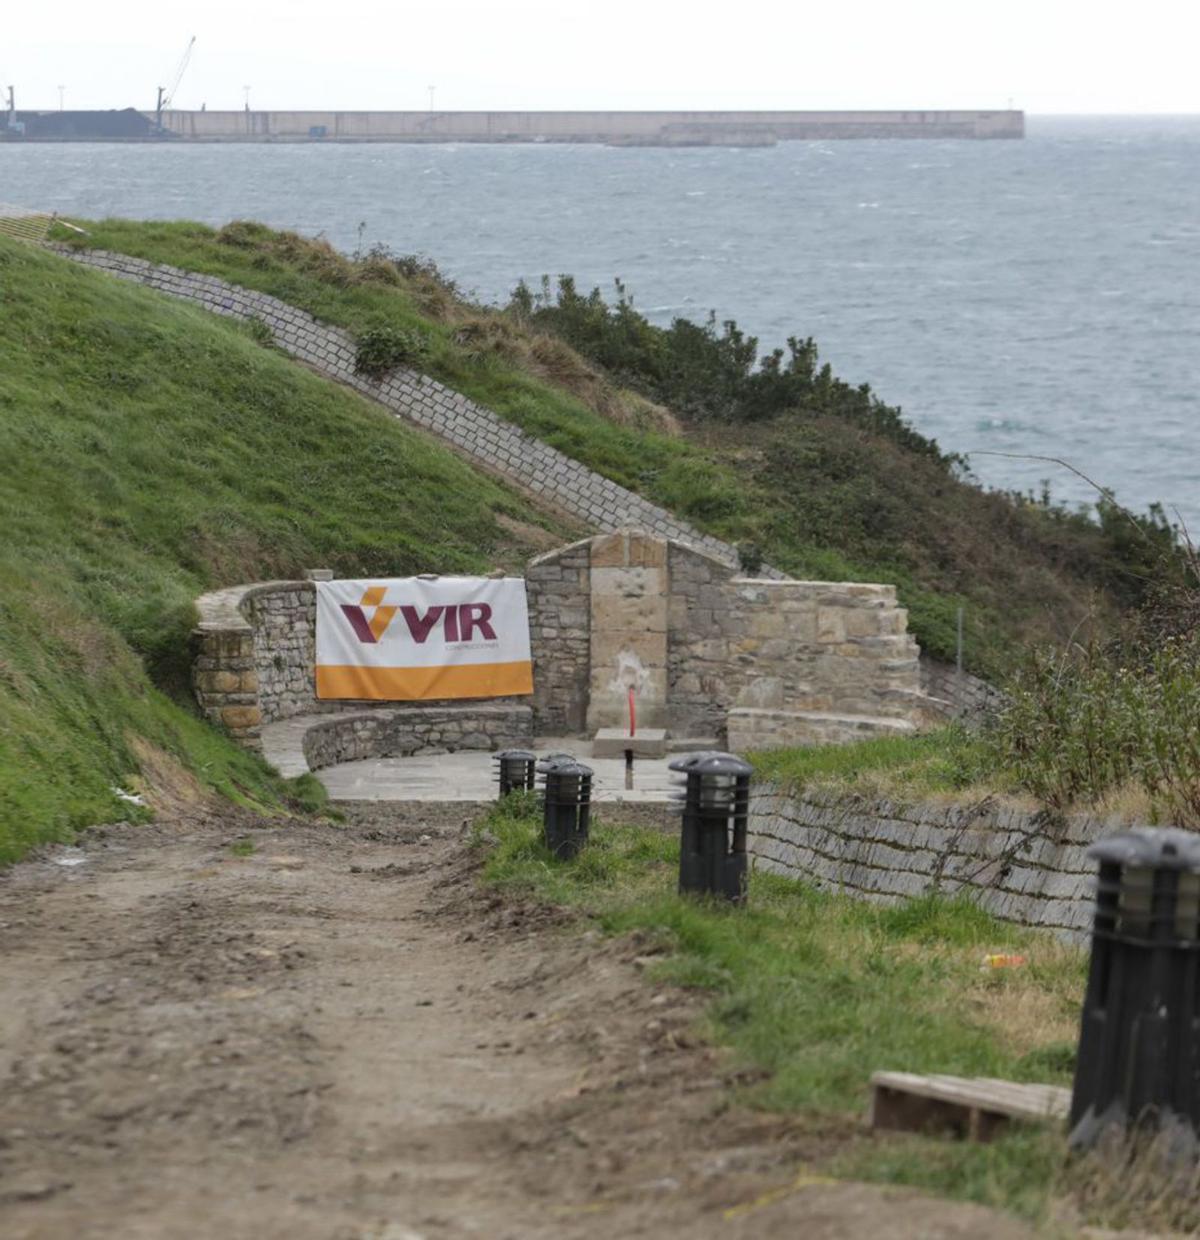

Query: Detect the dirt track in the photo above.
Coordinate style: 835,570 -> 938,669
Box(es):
0,806 -> 1033,1239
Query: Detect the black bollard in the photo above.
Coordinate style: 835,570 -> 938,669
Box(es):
492,748 -> 537,798
1069,827 -> 1200,1151
538,757 -> 592,860
668,752 -> 751,904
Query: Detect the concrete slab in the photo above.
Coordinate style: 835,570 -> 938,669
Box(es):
591,728 -> 668,759
314,742 -> 681,806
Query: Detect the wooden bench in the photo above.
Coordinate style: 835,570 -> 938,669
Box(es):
869,1071 -> 1070,1142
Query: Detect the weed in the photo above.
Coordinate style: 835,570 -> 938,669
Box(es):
354,325 -> 430,379
230,839 -> 256,857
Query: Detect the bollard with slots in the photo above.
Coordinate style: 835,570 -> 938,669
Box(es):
668,752 -> 751,904
537,756 -> 592,860
492,749 -> 537,799
1069,827 -> 1200,1151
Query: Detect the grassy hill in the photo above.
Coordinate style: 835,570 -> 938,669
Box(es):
65,218 -> 1167,675
0,237 -> 568,862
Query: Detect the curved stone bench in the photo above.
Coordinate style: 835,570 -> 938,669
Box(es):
260,704 -> 534,779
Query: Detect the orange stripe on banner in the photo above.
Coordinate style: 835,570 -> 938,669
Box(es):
316,661 -> 533,701
361,586 -> 388,607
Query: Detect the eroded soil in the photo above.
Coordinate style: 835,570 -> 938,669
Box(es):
0,806 -> 1034,1239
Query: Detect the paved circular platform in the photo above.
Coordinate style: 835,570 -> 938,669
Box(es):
314,743 -> 678,804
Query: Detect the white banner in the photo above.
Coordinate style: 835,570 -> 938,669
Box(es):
315,577 -> 532,701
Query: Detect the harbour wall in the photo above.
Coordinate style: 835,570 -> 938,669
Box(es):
151,109 -> 1024,144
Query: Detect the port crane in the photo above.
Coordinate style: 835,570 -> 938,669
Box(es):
154,36 -> 195,133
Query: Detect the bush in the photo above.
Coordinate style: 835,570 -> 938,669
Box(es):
354,326 -> 429,379
992,636 -> 1200,822
507,275 -> 950,463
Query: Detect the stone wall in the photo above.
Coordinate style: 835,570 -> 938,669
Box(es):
748,787 -> 1110,938
243,583 -> 318,722
525,532 -> 931,743
668,543 -> 930,745
919,655 -> 1006,721
191,585 -> 264,747
193,579 -> 527,751
54,246 -> 775,578
300,705 -> 532,771
527,538 -> 592,735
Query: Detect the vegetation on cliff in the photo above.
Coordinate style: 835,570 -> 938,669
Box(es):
64,217 -> 1177,675
0,237 -> 566,861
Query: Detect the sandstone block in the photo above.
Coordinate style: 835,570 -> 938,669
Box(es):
817,608 -> 846,643
221,705 -> 263,730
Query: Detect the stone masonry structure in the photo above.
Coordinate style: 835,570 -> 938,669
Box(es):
528,532 -> 937,746
749,787 -> 1108,938
192,579 -> 530,751
194,532 -> 938,755
57,247 -> 988,725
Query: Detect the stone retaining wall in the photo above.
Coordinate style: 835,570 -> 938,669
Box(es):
300,705 -> 532,771
919,656 -> 1006,721
54,245 -> 775,576
748,787 -> 1112,937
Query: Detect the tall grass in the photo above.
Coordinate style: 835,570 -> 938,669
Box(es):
995,636 -> 1200,823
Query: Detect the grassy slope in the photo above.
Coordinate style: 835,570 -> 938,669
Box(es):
66,218 -> 1139,675
0,237 -> 567,861
479,799 -> 1084,1223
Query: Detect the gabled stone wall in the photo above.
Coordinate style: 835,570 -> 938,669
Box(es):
525,532 -> 931,743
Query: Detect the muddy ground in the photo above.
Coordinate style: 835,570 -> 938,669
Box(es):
0,805 -> 1036,1239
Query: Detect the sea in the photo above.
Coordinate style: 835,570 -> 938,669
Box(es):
3,115 -> 1197,529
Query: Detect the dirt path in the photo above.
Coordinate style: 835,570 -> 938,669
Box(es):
0,806 -> 1034,1239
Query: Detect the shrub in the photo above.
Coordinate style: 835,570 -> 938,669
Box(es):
354,326 -> 429,379
507,275 -> 950,463
992,636 -> 1200,823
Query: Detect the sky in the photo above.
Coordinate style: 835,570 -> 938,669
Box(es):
2,0 -> 1198,115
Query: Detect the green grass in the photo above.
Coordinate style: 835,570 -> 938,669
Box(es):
749,726 -> 1006,801
475,799 -> 1085,1221
0,236 -> 567,861
61,218 -> 1149,677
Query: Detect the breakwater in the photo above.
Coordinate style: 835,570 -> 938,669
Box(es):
7,108 -> 1023,144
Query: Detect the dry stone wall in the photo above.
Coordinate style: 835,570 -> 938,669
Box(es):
749,786 -> 1109,938
54,245 -> 776,576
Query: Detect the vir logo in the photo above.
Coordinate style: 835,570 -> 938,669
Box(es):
340,587 -> 497,645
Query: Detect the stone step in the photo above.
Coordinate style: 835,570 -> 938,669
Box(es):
727,708 -> 915,751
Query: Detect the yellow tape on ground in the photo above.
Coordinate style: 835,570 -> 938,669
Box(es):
723,1167 -> 840,1220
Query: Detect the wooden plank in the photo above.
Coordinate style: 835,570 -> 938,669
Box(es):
868,1072 -> 1070,1142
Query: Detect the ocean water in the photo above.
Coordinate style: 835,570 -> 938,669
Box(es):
3,115 -> 1197,528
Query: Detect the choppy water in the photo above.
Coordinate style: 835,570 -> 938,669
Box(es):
3,116 -> 1198,528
